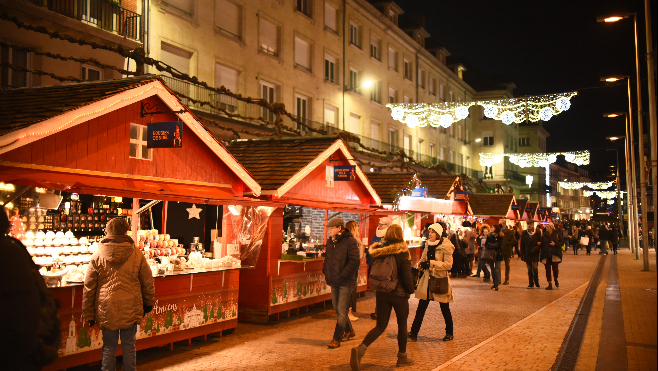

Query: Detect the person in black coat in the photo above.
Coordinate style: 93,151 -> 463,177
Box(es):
520,223 -> 542,288
323,218 -> 360,348
610,227 -> 620,254
350,224 -> 415,370
541,223 -> 564,290
484,225 -> 503,290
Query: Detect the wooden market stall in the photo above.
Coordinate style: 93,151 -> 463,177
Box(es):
466,193 -> 517,226
0,76 -> 267,370
521,201 -> 540,221
225,136 -> 381,323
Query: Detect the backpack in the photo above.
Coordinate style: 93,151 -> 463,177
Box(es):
369,255 -> 398,292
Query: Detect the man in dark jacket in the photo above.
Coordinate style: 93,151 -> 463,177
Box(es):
520,223 -> 542,288
541,223 -> 564,290
323,218 -> 360,348
610,227 -> 620,254
366,216 -> 391,320
598,224 -> 610,255
501,224 -> 517,285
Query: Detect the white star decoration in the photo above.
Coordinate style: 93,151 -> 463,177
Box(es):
186,204 -> 202,219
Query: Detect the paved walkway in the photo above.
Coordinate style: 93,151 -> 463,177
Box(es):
67,249 -> 656,370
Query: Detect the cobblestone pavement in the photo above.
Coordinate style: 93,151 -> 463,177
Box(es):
70,251 -> 603,371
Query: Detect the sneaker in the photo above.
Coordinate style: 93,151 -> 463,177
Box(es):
348,308 -> 358,322
407,331 -> 417,341
396,352 -> 414,367
443,334 -> 454,341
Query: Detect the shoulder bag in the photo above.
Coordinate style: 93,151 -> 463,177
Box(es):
429,252 -> 449,295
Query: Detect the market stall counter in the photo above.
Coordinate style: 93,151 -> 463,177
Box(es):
226,136 -> 381,323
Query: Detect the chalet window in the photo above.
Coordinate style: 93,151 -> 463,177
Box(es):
129,124 -> 152,161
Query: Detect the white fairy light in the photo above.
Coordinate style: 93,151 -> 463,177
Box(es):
476,91 -> 577,124
405,114 -> 420,128
556,97 -> 571,112
455,106 -> 469,120
439,114 -> 454,128
500,111 -> 515,125
539,107 -> 554,121
607,199 -> 615,205
558,181 -> 586,190
387,102 -> 475,128
391,107 -> 404,121
484,105 -> 498,118
585,181 -> 614,189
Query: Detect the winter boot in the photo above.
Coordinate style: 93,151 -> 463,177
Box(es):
555,279 -> 559,288
396,352 -> 414,367
535,281 -> 540,288
546,282 -> 553,290
350,344 -> 367,371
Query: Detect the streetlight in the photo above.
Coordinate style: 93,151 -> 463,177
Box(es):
598,12 -> 654,269
606,147 -> 624,229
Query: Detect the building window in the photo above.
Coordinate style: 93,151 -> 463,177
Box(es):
349,67 -> 360,94
457,125 -> 462,141
215,63 -> 239,112
403,134 -> 411,156
403,95 -> 411,104
418,69 -> 425,88
215,0 -> 242,39
449,124 -> 454,138
370,120 -> 380,141
324,3 -> 337,32
389,128 -> 398,151
163,0 -> 194,16
439,146 -> 445,160
1,46 -> 30,89
458,153 -> 463,170
129,124 -> 152,161
324,104 -> 338,127
417,139 -> 423,158
449,150 -> 454,163
160,43 -> 192,76
370,35 -> 380,60
439,84 -> 445,100
295,94 -> 309,130
324,54 -> 336,83
482,131 -> 494,146
296,0 -> 311,17
370,80 -> 381,104
466,129 -> 470,142
429,76 -> 436,95
349,22 -> 360,48
82,64 -> 102,81
294,36 -> 311,72
388,47 -> 397,71
388,87 -> 397,103
259,18 -> 279,56
429,143 -> 436,158
403,59 -> 411,80
519,137 -> 530,146
349,113 -> 360,133
466,156 -> 470,169
260,80 -> 276,121
449,90 -> 453,102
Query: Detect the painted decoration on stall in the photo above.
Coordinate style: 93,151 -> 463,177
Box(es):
271,269 -> 368,306
411,188 -> 428,197
511,204 -> 520,210
454,192 -> 469,201
525,207 -> 534,213
334,165 -> 357,181
56,286 -> 238,357
147,121 -> 183,148
186,204 -> 202,219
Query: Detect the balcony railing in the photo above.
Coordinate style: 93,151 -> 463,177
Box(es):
26,0 -> 141,41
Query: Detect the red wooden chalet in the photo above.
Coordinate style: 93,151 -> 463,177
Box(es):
466,193 -> 517,226
226,136 -> 381,322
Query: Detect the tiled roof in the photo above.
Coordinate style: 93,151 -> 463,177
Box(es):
365,173 -> 459,204
0,75 -> 161,136
468,193 -> 515,217
226,136 -> 343,191
420,175 -> 460,199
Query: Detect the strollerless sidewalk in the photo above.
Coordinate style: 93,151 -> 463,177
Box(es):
68,249 -> 655,371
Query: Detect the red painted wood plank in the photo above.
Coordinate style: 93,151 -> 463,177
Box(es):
0,147 -> 20,162
31,137 -> 44,166
114,107 -> 127,174
95,115 -> 108,172
53,130 -> 67,168
86,117 -> 98,172
64,126 -> 78,169
42,130 -> 57,167
104,110 -> 118,173
18,141 -> 31,164
76,121 -> 89,170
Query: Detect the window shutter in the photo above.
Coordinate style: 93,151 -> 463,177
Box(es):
294,37 -> 310,68
165,0 -> 193,14
260,19 -> 278,52
160,43 -> 192,76
216,0 -> 240,36
324,3 -> 336,30
215,64 -> 238,92
349,114 -> 360,133
388,48 -> 395,69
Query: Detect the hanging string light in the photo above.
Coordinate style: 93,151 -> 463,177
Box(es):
479,151 -> 590,167
557,180 -> 614,190
607,199 -> 615,205
584,190 -> 617,199
387,102 -> 476,128
585,181 -> 614,189
558,181 -> 586,189
478,92 -> 577,125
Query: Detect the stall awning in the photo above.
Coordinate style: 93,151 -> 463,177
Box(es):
398,196 -> 455,214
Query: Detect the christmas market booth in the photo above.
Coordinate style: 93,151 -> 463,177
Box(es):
466,193 -> 517,227
521,201 -> 540,222
0,76 -> 274,370
225,136 -> 381,323
365,172 -> 467,266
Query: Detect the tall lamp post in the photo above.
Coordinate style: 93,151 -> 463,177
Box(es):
606,148 -> 624,226
598,12 -> 652,270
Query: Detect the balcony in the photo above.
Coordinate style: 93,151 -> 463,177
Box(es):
25,0 -> 141,41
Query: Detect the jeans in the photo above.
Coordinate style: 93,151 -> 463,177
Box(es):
362,292 -> 409,353
599,239 -> 608,254
410,299 -> 453,336
545,262 -> 559,282
102,323 -> 137,371
476,257 -> 490,278
526,261 -> 539,286
487,260 -> 501,286
503,256 -> 511,283
331,285 -> 354,341
349,277 -> 358,312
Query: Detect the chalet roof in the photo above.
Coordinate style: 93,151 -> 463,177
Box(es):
516,199 -> 529,215
468,193 -> 515,217
525,202 -> 539,217
365,173 -> 459,204
421,175 -> 461,199
0,75 -> 161,136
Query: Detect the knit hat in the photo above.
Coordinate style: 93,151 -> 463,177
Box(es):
105,217 -> 130,236
327,218 -> 344,229
428,223 -> 443,237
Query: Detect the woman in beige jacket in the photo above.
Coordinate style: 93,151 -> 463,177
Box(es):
409,222 -> 454,342
83,218 -> 155,371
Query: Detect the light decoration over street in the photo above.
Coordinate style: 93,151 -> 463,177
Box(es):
607,199 -> 615,205
557,181 -> 614,190
478,92 -> 577,125
388,102 -> 476,128
583,190 -> 617,199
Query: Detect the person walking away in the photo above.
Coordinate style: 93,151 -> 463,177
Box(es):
472,225 -> 491,281
585,226 -> 593,255
0,208 -> 60,371
409,223 -> 454,342
571,225 -> 580,255
592,225 -> 600,252
520,223 -> 542,288
561,225 -> 570,251
611,226 -> 620,254
598,224 -> 609,255
366,217 -> 391,320
448,229 -> 463,278
484,225 -> 503,290
419,223 -> 431,252
541,223 -> 564,290
83,217 -> 155,371
463,222 -> 477,275
323,218 -> 360,348
345,221 -> 363,322
350,224 -> 414,370
501,224 -> 517,285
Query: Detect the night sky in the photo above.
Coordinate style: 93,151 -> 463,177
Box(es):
404,0 -> 657,183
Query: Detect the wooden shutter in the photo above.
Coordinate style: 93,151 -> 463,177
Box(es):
216,0 -> 240,37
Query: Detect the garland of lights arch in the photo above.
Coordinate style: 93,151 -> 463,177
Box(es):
388,92 -> 577,128
557,181 -> 614,190
478,151 -> 590,167
583,190 -> 617,199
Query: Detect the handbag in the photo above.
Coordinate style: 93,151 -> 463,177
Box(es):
579,236 -> 589,246
481,247 -> 497,261
428,252 -> 449,295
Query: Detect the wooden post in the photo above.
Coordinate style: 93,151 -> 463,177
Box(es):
324,209 -> 328,245
132,198 -> 140,247
162,200 -> 168,234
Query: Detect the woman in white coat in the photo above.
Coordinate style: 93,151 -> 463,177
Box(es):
408,223 -> 454,342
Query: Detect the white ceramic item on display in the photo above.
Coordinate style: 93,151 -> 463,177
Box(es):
46,231 -> 55,238
34,239 -> 44,246
24,239 -> 34,246
55,231 -> 65,238
25,231 -> 35,239
69,238 -> 78,245
79,237 -> 89,245
36,231 -> 46,239
71,245 -> 80,254
64,231 -> 74,238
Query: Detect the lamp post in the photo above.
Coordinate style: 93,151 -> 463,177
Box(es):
606,148 -> 624,228
598,12 -> 651,270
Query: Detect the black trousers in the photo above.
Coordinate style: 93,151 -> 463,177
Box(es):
410,297 -> 453,336
362,292 -> 409,353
